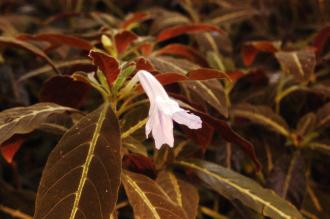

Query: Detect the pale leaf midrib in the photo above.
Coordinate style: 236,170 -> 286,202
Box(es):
124,174 -> 161,219
69,105 -> 108,219
179,161 -> 294,219
196,81 -> 222,107
233,109 -> 289,136
168,172 -> 183,207
291,53 -> 304,77
0,106 -> 72,130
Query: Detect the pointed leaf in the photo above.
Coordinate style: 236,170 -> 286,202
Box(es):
18,33 -> 93,51
122,170 -> 188,219
241,41 -> 280,66
156,171 -> 199,219
155,44 -> 208,66
89,50 -> 120,86
114,31 -> 138,54
275,50 -> 316,82
0,103 -> 77,146
34,103 -> 121,219
266,152 -> 307,208
157,23 -> 224,42
0,135 -> 25,164
232,103 -> 290,137
0,36 -> 59,74
177,160 -> 303,219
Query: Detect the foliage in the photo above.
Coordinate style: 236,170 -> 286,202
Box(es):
0,0 -> 330,218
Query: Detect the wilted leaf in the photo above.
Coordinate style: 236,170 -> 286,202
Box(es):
89,50 -> 120,86
0,103 -> 77,146
177,160 -> 303,219
18,33 -> 93,51
266,152 -> 307,208
231,103 -> 290,137
0,36 -> 60,74
122,170 -> 188,219
155,44 -> 208,66
34,103 -> 121,219
241,41 -> 280,66
40,76 -> 90,108
156,23 -> 224,42
156,171 -> 199,219
275,50 -> 316,82
114,31 -> 138,54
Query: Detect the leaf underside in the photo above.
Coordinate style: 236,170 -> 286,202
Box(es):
34,103 -> 121,219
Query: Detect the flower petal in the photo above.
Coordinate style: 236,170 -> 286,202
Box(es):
172,110 -> 202,129
137,70 -> 169,103
151,109 -> 174,149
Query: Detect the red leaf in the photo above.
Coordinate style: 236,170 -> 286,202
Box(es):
18,33 -> 93,51
312,25 -> 330,55
1,135 -> 25,164
138,43 -> 154,56
188,68 -> 231,81
170,93 -> 261,171
241,41 -> 280,66
123,154 -> 156,178
181,121 -> 214,154
135,57 -> 155,72
155,44 -> 208,66
0,36 -> 60,74
121,12 -> 150,30
156,23 -> 224,42
115,30 -> 138,54
227,70 -> 245,82
155,72 -> 188,85
40,76 -> 90,108
89,50 -> 120,86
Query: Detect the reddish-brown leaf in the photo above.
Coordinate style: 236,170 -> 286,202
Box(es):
114,30 -> 138,54
170,93 -> 260,171
156,23 -> 224,42
155,44 -> 208,66
121,12 -> 150,29
18,33 -> 93,51
312,25 -> 330,55
123,154 -> 156,178
0,135 -> 25,164
181,121 -> 214,153
241,41 -> 280,66
89,50 -> 120,85
188,68 -> 231,81
275,50 -> 316,82
155,73 -> 188,85
138,42 -> 154,56
0,36 -> 60,74
135,57 -> 155,72
39,75 -> 90,108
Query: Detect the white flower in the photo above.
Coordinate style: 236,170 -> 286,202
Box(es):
136,70 -> 202,149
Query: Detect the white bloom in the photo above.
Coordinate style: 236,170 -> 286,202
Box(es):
136,70 -> 202,149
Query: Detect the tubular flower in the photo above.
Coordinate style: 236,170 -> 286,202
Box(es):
136,70 -> 202,149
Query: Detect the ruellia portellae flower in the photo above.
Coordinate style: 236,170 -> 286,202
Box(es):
136,70 -> 202,149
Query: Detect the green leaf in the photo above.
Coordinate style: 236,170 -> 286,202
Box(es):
34,103 -> 121,219
122,170 -> 188,219
0,103 -> 77,145
231,103 -> 290,137
176,160 -> 303,219
156,171 -> 199,219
